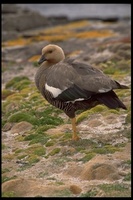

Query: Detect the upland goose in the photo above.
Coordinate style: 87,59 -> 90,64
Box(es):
35,44 -> 128,140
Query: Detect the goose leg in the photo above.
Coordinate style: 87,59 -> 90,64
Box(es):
71,118 -> 80,140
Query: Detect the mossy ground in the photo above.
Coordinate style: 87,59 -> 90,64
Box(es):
2,18 -> 131,197
80,183 -> 131,197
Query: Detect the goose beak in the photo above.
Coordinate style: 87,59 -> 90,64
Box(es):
38,55 -> 47,65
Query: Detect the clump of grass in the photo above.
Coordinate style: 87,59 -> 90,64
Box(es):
28,92 -> 42,101
103,66 -> 117,75
124,160 -> 131,165
20,88 -> 33,97
80,189 -> 97,197
123,173 -> 131,181
2,191 -> 16,197
14,149 -> 23,154
2,144 -> 7,150
2,153 -> 15,161
76,105 -> 107,124
23,125 -> 55,145
17,154 -> 27,160
26,154 -> 40,165
5,76 -> 31,90
6,93 -> 23,101
2,89 -> 15,100
25,144 -> 46,156
99,183 -> 131,197
2,175 -> 17,183
125,111 -> 131,124
79,152 -> 96,163
94,145 -> 120,154
48,148 -> 61,156
24,132 -> 49,145
76,110 -> 90,124
91,105 -> 107,113
53,188 -> 73,197
8,111 -> 37,125
2,168 -> 10,174
45,140 -> 55,147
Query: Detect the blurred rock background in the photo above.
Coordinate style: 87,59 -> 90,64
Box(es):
2,4 -> 131,198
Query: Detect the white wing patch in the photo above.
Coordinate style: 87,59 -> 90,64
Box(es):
66,98 -> 85,103
98,88 -> 111,93
45,83 -> 63,98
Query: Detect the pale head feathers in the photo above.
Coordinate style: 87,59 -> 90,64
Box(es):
40,44 -> 65,64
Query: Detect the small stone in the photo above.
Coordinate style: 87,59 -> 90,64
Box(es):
11,121 -> 33,134
80,159 -> 121,181
88,119 -> 102,127
70,185 -> 82,194
2,122 -> 13,132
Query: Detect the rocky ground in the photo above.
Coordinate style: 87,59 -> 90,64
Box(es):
2,4 -> 131,197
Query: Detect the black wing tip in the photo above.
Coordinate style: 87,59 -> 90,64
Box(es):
96,90 -> 128,110
115,81 -> 129,89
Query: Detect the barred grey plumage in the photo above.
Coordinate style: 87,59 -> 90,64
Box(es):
35,44 -> 129,140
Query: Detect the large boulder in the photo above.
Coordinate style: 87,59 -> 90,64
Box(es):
2,4 -> 50,41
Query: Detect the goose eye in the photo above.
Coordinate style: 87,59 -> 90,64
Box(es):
48,50 -> 53,53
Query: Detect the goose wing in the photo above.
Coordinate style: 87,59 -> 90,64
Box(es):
45,59 -> 122,102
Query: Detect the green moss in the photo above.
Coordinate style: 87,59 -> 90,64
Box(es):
15,79 -> 31,91
125,111 -> 131,124
34,107 -> 64,126
24,133 -> 49,145
102,182 -> 118,192
20,88 -> 33,97
2,89 -> 15,100
33,61 -> 39,67
123,173 -> 131,181
8,111 -> 37,125
55,181 -> 65,185
76,105 -> 107,124
104,109 -> 119,115
121,129 -> 131,139
76,110 -> 91,124
14,149 -> 23,154
25,145 -> 46,156
39,115 -> 64,126
53,188 -> 73,197
91,105 -> 107,113
45,140 -> 55,147
50,132 -> 64,139
99,59 -> 131,76
28,92 -> 42,101
116,89 -> 130,98
48,148 -> 61,156
124,160 -> 131,165
108,109 -> 119,114
103,66 -> 116,75
2,175 -> 17,183
92,144 -> 121,154
26,154 -> 40,164
5,76 -> 30,90
2,144 -> 7,149
80,190 -> 97,197
69,138 -> 96,149
2,168 -> 10,174
2,191 -> 16,197
3,153 -> 15,161
17,154 -> 27,159
37,171 -> 49,178
99,183 -> 131,197
79,152 -> 96,162
61,132 -> 72,141
6,93 -> 23,101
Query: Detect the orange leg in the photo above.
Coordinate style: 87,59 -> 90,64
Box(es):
71,118 -> 80,140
